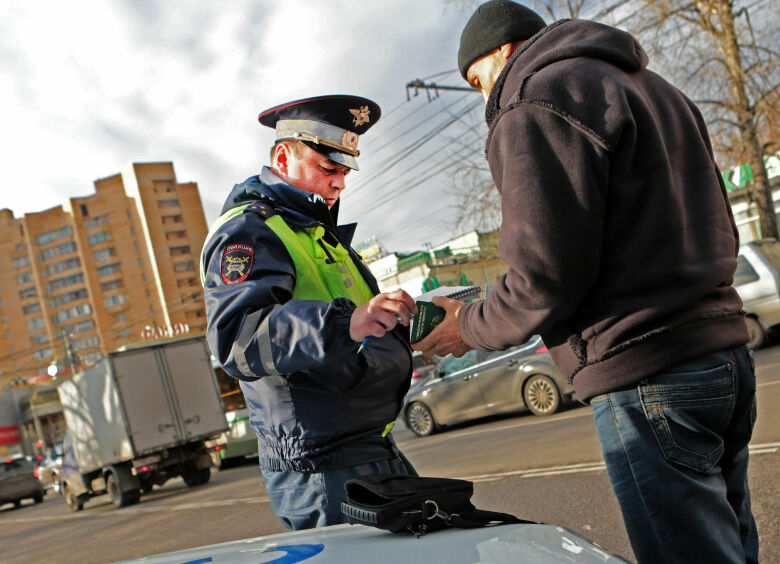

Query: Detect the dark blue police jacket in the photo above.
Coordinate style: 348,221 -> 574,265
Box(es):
201,167 -> 413,471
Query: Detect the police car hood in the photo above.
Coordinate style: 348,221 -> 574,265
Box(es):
114,522 -> 630,563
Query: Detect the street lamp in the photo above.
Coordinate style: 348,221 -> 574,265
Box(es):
47,363 -> 58,379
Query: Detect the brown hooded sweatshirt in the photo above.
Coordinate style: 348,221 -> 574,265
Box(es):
458,19 -> 748,401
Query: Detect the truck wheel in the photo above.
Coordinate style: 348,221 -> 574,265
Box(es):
107,472 -> 140,508
182,465 -> 210,487
63,484 -> 83,512
745,316 -> 765,349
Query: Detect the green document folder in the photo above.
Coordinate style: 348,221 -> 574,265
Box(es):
410,285 -> 482,343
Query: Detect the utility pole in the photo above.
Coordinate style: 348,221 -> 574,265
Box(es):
405,79 -> 480,102
63,332 -> 78,375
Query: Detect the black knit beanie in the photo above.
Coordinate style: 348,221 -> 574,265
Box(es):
458,0 -> 546,80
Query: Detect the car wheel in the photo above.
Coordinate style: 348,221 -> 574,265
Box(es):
524,374 -> 561,416
34,494 -> 44,504
745,316 -> 765,349
405,402 -> 436,437
13,499 -> 21,508
63,484 -> 83,512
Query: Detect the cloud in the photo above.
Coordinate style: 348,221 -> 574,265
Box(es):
0,0 -> 487,252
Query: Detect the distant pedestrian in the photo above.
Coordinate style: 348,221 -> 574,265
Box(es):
415,1 -> 759,562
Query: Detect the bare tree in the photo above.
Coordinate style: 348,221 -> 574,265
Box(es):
611,0 -> 780,238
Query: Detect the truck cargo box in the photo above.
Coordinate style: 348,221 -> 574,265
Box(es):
58,337 -> 228,475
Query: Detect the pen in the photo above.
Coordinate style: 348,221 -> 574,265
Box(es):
357,314 -> 413,354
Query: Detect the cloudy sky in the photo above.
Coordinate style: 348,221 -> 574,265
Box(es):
0,0 -> 495,253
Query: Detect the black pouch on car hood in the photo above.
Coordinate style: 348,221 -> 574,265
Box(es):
341,474 -> 532,537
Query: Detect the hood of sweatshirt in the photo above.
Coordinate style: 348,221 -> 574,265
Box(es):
486,19 -> 649,126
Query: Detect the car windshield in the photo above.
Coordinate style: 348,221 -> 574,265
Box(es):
438,350 -> 480,376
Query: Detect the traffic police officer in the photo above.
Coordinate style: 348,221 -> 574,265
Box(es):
200,95 -> 418,530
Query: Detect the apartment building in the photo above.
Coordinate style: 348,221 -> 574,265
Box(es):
0,162 -> 208,386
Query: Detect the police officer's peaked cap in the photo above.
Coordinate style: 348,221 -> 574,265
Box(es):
259,95 -> 381,171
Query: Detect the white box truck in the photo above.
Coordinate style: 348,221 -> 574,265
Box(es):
57,336 -> 228,511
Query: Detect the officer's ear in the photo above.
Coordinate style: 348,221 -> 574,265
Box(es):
272,142 -> 290,175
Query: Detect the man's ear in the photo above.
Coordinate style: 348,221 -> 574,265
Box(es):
498,42 -> 515,61
273,143 -> 289,175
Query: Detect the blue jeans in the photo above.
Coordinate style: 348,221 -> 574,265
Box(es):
261,450 -> 417,530
591,346 -> 758,564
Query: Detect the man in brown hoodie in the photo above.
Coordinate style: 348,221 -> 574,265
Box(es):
414,1 -> 759,562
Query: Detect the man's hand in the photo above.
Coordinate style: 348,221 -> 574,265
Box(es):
350,290 -> 418,342
411,296 -> 472,358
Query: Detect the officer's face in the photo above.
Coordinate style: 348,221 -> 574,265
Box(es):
467,48 -> 511,102
275,143 -> 351,208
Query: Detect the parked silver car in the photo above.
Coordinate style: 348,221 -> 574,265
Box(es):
402,336 -> 576,437
0,457 -> 45,509
735,240 -> 780,348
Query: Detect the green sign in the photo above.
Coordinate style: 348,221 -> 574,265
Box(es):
722,151 -> 780,191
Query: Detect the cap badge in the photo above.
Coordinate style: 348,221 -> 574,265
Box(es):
342,130 -> 359,150
349,106 -> 371,127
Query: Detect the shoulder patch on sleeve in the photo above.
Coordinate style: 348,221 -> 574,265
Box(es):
221,243 -> 254,284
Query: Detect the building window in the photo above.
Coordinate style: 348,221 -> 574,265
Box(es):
170,245 -> 191,257
130,226 -> 135,236
47,272 -> 84,293
33,348 -> 53,361
117,314 -> 127,322
166,231 -> 186,240
22,302 -> 41,314
27,317 -> 45,331
83,214 -> 109,229
173,260 -> 195,273
35,226 -> 73,246
97,263 -> 121,277
41,257 -> 81,277
16,271 -> 34,285
93,247 -> 116,262
80,204 -> 89,217
141,274 -> 147,283
39,241 -> 77,261
158,198 -> 180,209
177,278 -> 198,288
49,288 -> 88,308
88,231 -> 112,246
19,287 -> 37,299
52,303 -> 92,324
14,243 -> 25,252
72,335 -> 100,352
31,333 -> 49,345
80,351 -> 103,366
100,279 -> 124,292
119,330 -> 131,338
12,255 -> 30,269
104,294 -> 128,308
161,215 -> 183,225
62,319 -> 93,335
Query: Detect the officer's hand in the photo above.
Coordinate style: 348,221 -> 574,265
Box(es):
411,296 -> 472,358
350,290 -> 418,342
